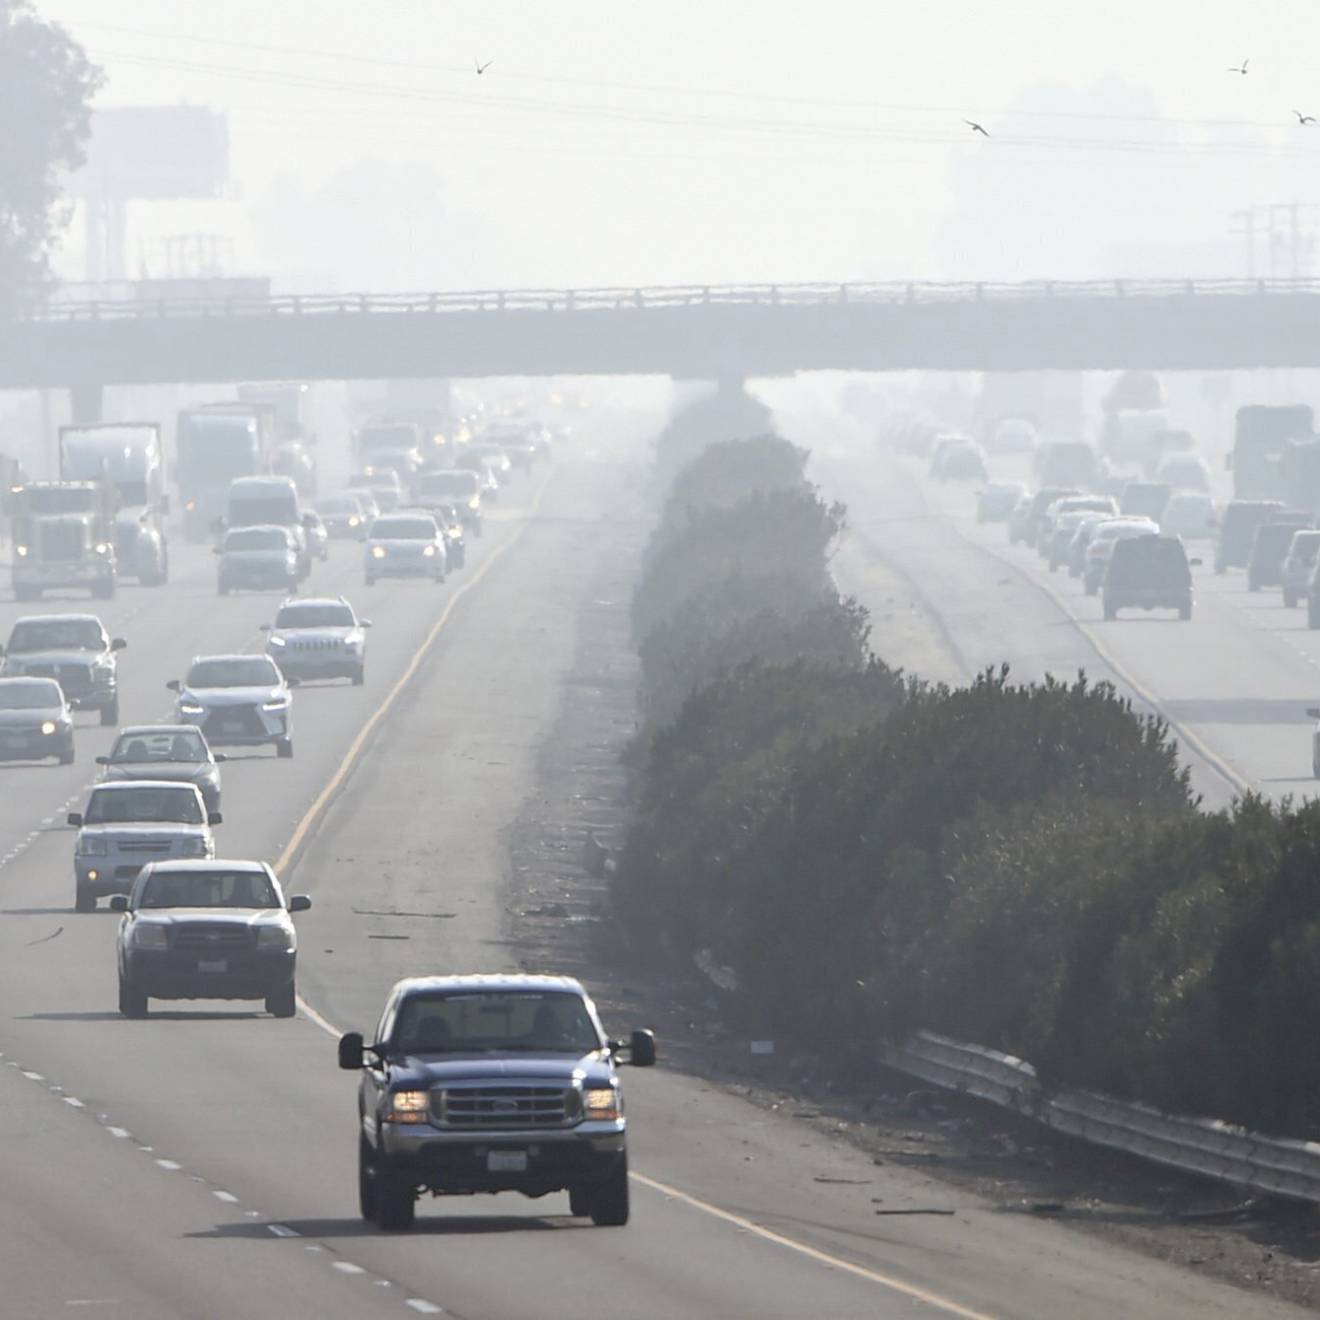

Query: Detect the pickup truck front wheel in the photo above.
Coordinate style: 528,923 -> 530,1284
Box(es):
588,1156 -> 629,1227
118,977 -> 148,1019
358,1136 -> 377,1220
374,1167 -> 415,1232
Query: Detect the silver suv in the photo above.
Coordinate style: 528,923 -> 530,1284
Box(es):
261,597 -> 370,686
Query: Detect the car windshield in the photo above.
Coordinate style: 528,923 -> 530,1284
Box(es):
138,870 -> 277,909
315,497 -> 360,515
186,658 -> 280,688
374,518 -> 435,540
225,528 -> 288,551
85,787 -> 202,825
1258,524 -> 1308,553
274,604 -> 355,628
393,991 -> 601,1054
110,730 -> 207,764
1292,533 -> 1320,558
0,681 -> 61,709
7,619 -> 104,652
420,472 -> 478,498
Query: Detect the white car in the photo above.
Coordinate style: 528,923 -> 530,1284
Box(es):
216,525 -> 300,595
168,654 -> 297,759
364,513 -> 447,585
262,597 -> 370,686
1160,492 -> 1217,541
69,780 -> 219,912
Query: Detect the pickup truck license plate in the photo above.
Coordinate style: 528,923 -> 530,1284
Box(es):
197,959 -> 227,974
487,1151 -> 527,1173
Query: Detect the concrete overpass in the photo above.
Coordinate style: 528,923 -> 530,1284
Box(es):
7,279 -> 1320,417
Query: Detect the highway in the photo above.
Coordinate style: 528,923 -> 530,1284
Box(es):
0,405 -> 1307,1319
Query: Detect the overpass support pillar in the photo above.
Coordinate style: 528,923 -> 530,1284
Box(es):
69,382 -> 104,425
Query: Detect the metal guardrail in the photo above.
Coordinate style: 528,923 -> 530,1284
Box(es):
886,1030 -> 1320,1204
28,278 -> 1320,323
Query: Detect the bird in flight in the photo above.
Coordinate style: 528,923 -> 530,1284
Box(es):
1295,109 -> 1316,125
1227,58 -> 1249,75
476,58 -> 493,75
964,119 -> 990,137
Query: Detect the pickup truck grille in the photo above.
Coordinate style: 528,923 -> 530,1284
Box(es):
116,839 -> 174,854
23,663 -> 92,695
435,1084 -> 576,1128
172,925 -> 252,952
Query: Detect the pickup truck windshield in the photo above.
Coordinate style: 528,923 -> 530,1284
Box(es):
394,991 -> 601,1054
225,528 -> 289,552
138,869 -> 276,909
85,788 -> 202,825
8,619 -> 104,652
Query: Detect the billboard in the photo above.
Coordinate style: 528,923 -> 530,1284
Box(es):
70,106 -> 229,202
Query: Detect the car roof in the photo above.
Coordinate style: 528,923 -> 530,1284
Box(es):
138,858 -> 272,875
188,653 -> 278,665
115,724 -> 205,736
0,675 -> 60,687
392,974 -> 587,997
11,613 -> 103,625
89,779 -> 203,793
275,596 -> 351,609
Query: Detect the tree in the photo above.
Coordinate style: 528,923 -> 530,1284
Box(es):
0,2 -> 100,312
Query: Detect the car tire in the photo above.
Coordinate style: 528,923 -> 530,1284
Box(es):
58,744 -> 74,766
218,580 -> 230,596
266,982 -> 297,1018
588,1157 -> 630,1227
100,695 -> 119,727
568,1185 -> 593,1217
118,978 -> 148,1018
373,1167 -> 416,1232
276,738 -> 294,760
351,666 -> 365,687
74,884 -> 94,913
358,1135 -> 378,1221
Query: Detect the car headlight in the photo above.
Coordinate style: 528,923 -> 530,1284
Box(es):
256,924 -> 294,952
370,545 -> 386,559
40,719 -> 56,735
184,499 -> 197,512
385,1090 -> 430,1124
267,635 -> 286,648
131,923 -> 169,950
179,701 -> 204,716
582,1086 -> 622,1121
179,837 -> 209,858
93,542 -> 110,555
422,544 -> 436,557
348,515 -> 361,527
262,696 -> 288,711
468,497 -> 479,510
77,836 -> 108,857
14,544 -> 27,557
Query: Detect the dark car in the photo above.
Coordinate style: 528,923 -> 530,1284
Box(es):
339,974 -> 655,1231
1119,481 -> 1172,522
96,724 -> 224,813
0,613 -> 126,726
1214,500 -> 1285,573
935,440 -> 988,482
1281,530 -> 1320,608
1034,441 -> 1103,491
0,676 -> 74,764
977,481 -> 1027,523
1102,534 -> 1196,620
1018,487 -> 1080,550
1247,515 -> 1313,591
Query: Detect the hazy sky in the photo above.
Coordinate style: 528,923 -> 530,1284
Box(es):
31,0 -> 1320,289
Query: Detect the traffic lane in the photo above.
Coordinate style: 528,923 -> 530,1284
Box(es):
0,1048 -> 390,1320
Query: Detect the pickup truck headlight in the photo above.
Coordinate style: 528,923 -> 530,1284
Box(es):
77,836 -> 108,857
582,1086 -> 622,1121
179,837 -> 209,858
385,1090 -> 430,1124
266,635 -> 286,649
262,696 -> 288,711
14,544 -> 27,557
422,544 -> 437,557
256,925 -> 294,952
370,545 -> 386,559
131,923 -> 168,950
179,700 -> 204,716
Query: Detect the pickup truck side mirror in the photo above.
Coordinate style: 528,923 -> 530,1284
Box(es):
618,1029 -> 656,1067
361,620 -> 372,628
285,677 -> 301,688
288,894 -> 311,913
213,753 -> 228,763
66,812 -> 83,827
95,755 -> 109,765
207,811 -> 223,827
108,895 -> 129,913
110,637 -> 127,651
338,1032 -> 365,1070
1189,557 -> 1203,567
258,623 -> 271,631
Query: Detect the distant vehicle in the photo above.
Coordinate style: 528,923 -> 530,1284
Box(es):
1017,487 -> 1080,549
223,475 -> 315,578
1101,407 -> 1169,464
69,781 -> 219,913
1119,481 -> 1172,522
168,654 -> 297,759
1047,504 -> 1116,572
1155,452 -> 1211,492
176,407 -> 269,542
343,487 -> 382,524
271,442 -> 318,498
303,510 -> 329,562
1006,491 -> 1035,544
355,422 -> 424,482
462,443 -> 514,486
1142,428 -> 1196,480
407,501 -> 467,568
7,481 -> 117,601
1083,518 -> 1160,594
1037,495 -> 1116,556
1102,534 -> 1195,621
0,676 -> 73,765
480,421 -> 546,468
935,440 -> 989,483
59,423 -> 169,585
262,597 -> 369,686
338,974 -> 655,1230
1280,530 -> 1320,607
415,469 -> 483,535
1214,500 -> 1286,573
1065,513 -> 1112,578
364,513 -> 447,586
987,417 -> 1037,455
1247,515 -> 1313,592
111,860 -> 310,1018
1230,404 -> 1314,501
346,468 -> 402,513
216,525 -> 301,596
1034,441 -> 1103,491
1160,492 -> 1217,542
0,613 -> 125,726
97,725 -> 224,814
314,493 -> 370,540
977,480 -> 1027,523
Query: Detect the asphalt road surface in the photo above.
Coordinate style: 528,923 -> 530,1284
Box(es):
0,411 -> 1306,1318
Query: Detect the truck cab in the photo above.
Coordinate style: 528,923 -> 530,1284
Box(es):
8,483 -> 116,601
223,475 -> 315,578
176,408 -> 265,542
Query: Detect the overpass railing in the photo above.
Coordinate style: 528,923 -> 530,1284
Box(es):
29,278 -> 1320,322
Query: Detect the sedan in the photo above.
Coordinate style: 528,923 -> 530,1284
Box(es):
168,654 -> 298,759
314,493 -> 370,540
96,724 -> 225,813
0,676 -> 73,764
364,513 -> 447,585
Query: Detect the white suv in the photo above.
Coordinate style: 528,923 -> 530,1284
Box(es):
261,597 -> 370,686
167,654 -> 297,759
69,781 -> 219,912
